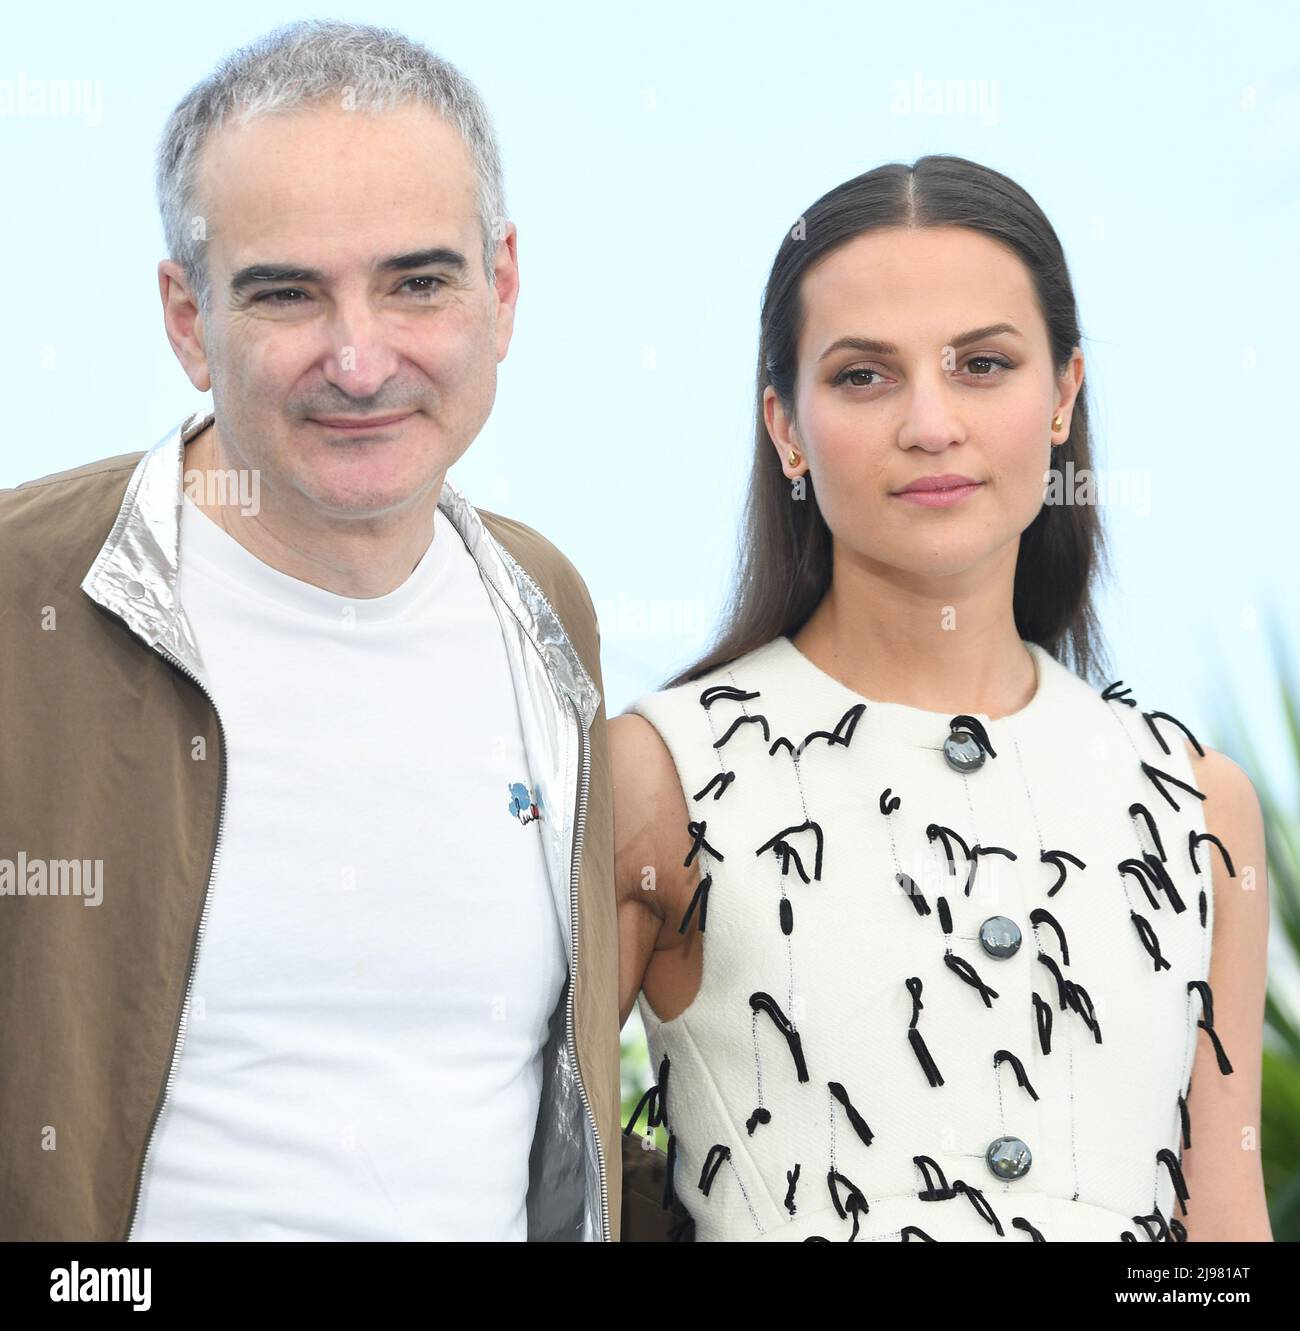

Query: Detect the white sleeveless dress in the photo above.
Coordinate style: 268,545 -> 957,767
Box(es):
626,635 -> 1236,1242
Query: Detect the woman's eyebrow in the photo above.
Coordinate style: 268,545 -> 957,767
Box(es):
817,323 -> 1024,361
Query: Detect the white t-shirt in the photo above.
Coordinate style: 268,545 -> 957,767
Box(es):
130,494 -> 567,1240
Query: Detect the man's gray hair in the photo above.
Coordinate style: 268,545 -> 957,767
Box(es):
156,19 -> 508,320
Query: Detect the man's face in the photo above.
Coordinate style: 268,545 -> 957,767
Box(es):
187,99 -> 515,520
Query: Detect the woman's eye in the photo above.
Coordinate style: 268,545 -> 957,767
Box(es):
833,367 -> 883,388
966,355 -> 1012,376
832,356 -> 1013,388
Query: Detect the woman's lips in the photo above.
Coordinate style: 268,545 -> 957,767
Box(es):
891,482 -> 983,508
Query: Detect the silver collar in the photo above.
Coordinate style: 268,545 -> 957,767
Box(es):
79,409 -> 600,731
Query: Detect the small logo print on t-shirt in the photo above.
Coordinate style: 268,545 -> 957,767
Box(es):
507,781 -> 544,826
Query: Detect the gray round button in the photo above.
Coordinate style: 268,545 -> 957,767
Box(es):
979,915 -> 1021,959
986,1136 -> 1032,1180
125,579 -> 146,599
943,730 -> 985,772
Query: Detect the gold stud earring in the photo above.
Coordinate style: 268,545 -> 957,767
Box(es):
788,449 -> 801,467
1052,413 -> 1063,431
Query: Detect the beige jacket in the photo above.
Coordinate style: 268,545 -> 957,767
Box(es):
0,410 -> 624,1240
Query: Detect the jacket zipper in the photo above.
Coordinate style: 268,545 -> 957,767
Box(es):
565,694 -> 610,1241
124,648 -> 228,1241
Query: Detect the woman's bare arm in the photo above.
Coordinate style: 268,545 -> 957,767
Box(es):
1179,742 -> 1274,1241
609,712 -> 693,1030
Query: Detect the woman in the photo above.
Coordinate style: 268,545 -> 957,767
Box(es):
610,155 -> 1272,1242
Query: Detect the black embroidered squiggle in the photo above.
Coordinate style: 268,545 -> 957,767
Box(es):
1156,1147 -> 1191,1216
1129,802 -> 1167,861
944,951 -> 999,1006
684,820 -> 724,868
913,1154 -> 957,1201
755,819 -> 824,883
698,1144 -> 731,1196
678,873 -> 711,934
826,1169 -> 869,1240
953,1179 -> 1004,1235
905,978 -> 945,1087
1012,1216 -> 1046,1241
1177,1092 -> 1191,1150
1189,829 -> 1237,879
1032,991 -> 1053,1054
1102,679 -> 1137,707
993,1049 -> 1041,1100
901,1225 -> 936,1241
1141,761 -> 1206,814
699,684 -> 759,710
624,1053 -> 670,1135
1128,910 -> 1176,974
937,896 -> 952,935
784,1163 -> 799,1214
623,1084 -> 661,1136
1118,857 -> 1164,912
949,714 -> 997,759
1188,980 -> 1234,1075
1144,709 -> 1205,759
1037,952 -> 1070,1010
896,872 -> 930,916
964,844 -> 1017,897
655,1054 -> 670,1131
785,703 -> 866,758
926,823 -> 972,876
746,1107 -> 771,1136
1065,978 -> 1103,1044
1130,910 -> 1172,972
692,770 -> 735,802
828,1081 -> 874,1147
880,788 -> 901,815
662,1132 -> 678,1209
1030,906 -> 1070,965
712,713 -> 770,750
750,991 -> 810,1082
1142,852 -> 1186,913
1041,848 -> 1086,897
1169,1217 -> 1188,1242
1132,1205 -> 1170,1242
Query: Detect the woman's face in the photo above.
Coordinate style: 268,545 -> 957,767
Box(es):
764,225 -> 1084,581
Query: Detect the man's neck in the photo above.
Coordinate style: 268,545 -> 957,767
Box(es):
182,420 -> 442,599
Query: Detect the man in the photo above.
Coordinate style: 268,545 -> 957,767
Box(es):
0,19 -> 641,1241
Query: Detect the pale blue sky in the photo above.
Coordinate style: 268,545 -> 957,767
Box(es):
2,0 -> 1297,815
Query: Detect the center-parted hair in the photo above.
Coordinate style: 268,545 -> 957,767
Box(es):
665,155 -> 1110,690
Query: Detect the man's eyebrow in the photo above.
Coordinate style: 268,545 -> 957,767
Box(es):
817,323 -> 1024,361
229,247 -> 470,296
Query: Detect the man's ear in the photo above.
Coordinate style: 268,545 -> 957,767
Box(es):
159,260 -> 212,393
491,222 -> 520,363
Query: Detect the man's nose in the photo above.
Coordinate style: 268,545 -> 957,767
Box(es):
320,299 -> 402,397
